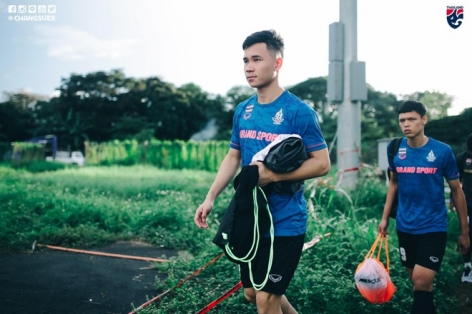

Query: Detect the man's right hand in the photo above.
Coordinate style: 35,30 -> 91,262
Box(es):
378,218 -> 389,237
194,200 -> 213,229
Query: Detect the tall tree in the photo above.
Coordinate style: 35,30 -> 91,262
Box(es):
42,69 -> 132,149
133,77 -> 193,140
0,92 -> 43,142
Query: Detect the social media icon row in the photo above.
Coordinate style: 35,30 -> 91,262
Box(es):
8,5 -> 56,14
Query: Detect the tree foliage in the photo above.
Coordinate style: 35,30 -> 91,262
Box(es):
403,90 -> 453,120
361,87 -> 403,141
425,107 -> 472,154
1,70 -> 225,150
0,70 -> 468,159
0,92 -> 41,142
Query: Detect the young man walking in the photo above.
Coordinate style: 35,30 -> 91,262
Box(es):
194,30 -> 330,314
378,100 -> 470,314
450,133 -> 472,282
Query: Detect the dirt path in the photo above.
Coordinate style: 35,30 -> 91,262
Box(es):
0,241 -> 177,314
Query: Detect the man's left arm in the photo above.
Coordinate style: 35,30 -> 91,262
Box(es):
253,148 -> 330,187
449,178 -> 470,254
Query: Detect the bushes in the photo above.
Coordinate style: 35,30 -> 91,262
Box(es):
12,161 -> 67,173
9,142 -> 44,166
85,139 -> 228,171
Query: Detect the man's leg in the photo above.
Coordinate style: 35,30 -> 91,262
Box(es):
241,235 -> 304,313
410,265 -> 437,313
398,231 -> 445,314
243,287 -> 256,304
254,290 -> 299,314
280,295 -> 298,314
462,209 -> 472,282
244,288 -> 297,314
254,291 -> 282,314
406,265 -> 437,290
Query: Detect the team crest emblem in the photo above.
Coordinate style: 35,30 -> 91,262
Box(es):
447,6 -> 464,29
466,158 -> 471,165
426,150 -> 436,162
272,109 -> 284,125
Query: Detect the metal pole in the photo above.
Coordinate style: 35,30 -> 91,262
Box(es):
337,0 -> 361,189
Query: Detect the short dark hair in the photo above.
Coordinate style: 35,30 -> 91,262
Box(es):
467,133 -> 472,152
397,100 -> 427,117
242,29 -> 284,58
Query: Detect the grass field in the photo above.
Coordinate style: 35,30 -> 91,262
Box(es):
0,164 -> 468,313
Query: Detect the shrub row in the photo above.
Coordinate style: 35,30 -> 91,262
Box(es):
85,139 -> 228,172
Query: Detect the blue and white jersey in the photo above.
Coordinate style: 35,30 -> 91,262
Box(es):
230,90 -> 327,236
388,137 -> 460,234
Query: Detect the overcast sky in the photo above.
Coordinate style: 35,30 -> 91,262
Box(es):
0,0 -> 470,115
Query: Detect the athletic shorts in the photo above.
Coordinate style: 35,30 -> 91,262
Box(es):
396,230 -> 447,272
239,234 -> 305,295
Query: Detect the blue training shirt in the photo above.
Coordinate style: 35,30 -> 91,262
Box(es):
230,90 -> 327,236
388,137 -> 460,234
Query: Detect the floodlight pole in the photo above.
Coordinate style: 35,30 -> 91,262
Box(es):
328,0 -> 366,189
338,0 -> 360,189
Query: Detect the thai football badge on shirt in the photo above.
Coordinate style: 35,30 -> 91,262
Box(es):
426,150 -> 436,162
272,109 -> 284,125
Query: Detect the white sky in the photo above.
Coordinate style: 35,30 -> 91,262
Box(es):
0,0 -> 470,115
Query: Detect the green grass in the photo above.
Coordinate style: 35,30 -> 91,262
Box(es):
0,164 -> 467,313
0,165 -> 220,253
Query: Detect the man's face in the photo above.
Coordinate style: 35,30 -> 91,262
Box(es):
243,43 -> 280,89
398,111 -> 427,138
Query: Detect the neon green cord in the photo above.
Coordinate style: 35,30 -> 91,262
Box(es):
224,187 -> 274,291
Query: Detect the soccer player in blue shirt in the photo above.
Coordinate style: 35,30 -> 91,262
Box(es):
194,30 -> 330,313
378,100 -> 470,314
